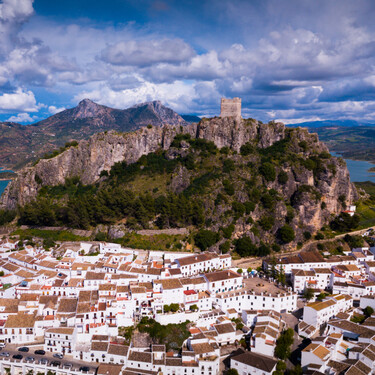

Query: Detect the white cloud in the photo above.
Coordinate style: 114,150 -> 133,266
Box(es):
101,39 -> 195,67
276,116 -> 324,125
0,88 -> 38,113
7,112 -> 36,123
74,80 -> 200,113
0,0 -> 33,22
48,105 -> 65,114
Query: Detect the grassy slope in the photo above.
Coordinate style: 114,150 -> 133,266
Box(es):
354,182 -> 375,229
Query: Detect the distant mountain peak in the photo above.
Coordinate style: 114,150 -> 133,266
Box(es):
73,98 -> 105,119
130,100 -> 162,109
78,98 -> 96,106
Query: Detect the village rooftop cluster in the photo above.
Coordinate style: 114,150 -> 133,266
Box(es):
0,238 -> 374,374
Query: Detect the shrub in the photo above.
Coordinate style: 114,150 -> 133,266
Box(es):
219,241 -> 231,253
223,179 -> 235,196
194,230 -> 219,251
261,193 -> 276,210
315,232 -> 324,240
244,201 -> 255,213
303,231 -> 312,240
278,170 -> 288,184
220,146 -> 230,155
258,216 -> 275,231
222,159 -> 235,173
95,232 -> 107,241
278,225 -> 295,243
240,142 -> 254,156
234,236 -> 257,257
330,213 -> 360,232
232,201 -> 245,218
221,224 -> 235,239
259,162 -> 276,182
35,174 -> 42,184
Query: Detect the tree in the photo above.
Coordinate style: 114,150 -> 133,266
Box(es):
259,216 -> 275,231
194,229 -> 219,251
234,236 -> 257,257
219,240 -> 231,253
303,288 -> 314,301
277,266 -> 286,286
274,328 -> 294,360
289,365 -> 303,375
364,306 -> 374,318
330,212 -> 360,232
277,170 -> 288,184
278,225 -> 295,243
259,162 -> 276,182
190,304 -> 198,312
226,369 -> 239,375
237,268 -> 243,274
273,360 -> 286,375
344,234 -> 364,249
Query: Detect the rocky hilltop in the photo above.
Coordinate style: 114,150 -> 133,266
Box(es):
0,100 -> 186,169
1,117 -> 357,244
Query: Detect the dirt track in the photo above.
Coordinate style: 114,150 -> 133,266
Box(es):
233,225 -> 374,270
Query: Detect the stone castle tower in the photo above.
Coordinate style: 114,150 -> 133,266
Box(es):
220,97 -> 241,118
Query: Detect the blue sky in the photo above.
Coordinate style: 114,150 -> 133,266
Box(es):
1,0 -> 375,124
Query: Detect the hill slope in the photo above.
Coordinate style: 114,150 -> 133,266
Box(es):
1,117 -> 358,251
0,100 -> 186,169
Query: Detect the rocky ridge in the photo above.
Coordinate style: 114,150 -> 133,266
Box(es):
0,100 -> 186,169
1,116 -> 358,232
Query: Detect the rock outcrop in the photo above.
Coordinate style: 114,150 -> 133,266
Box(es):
1,116 -> 358,231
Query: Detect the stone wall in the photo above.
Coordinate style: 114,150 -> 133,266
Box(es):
220,97 -> 241,118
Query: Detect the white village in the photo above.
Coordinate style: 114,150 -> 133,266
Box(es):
0,234 -> 373,375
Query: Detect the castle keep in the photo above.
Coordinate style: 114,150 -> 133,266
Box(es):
220,97 -> 241,118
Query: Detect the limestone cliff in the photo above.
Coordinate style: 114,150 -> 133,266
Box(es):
1,117 -> 358,240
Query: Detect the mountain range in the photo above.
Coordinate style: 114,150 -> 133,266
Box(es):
289,119 -> 375,128
0,100 -> 191,170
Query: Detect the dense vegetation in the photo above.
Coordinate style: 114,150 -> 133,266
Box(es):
137,317 -> 190,351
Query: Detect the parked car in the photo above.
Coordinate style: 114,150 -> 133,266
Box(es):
25,356 -> 35,362
53,353 -> 64,359
0,352 -> 9,357
12,354 -> 23,360
34,349 -> 46,355
18,347 -> 29,352
79,366 -> 90,372
51,360 -> 61,367
64,363 -> 73,368
39,358 -> 48,365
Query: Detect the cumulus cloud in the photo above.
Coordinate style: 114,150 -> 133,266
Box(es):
73,79 -> 198,113
0,88 -> 38,113
2,0 -> 375,123
48,105 -> 65,115
100,39 -> 195,67
7,112 -> 37,123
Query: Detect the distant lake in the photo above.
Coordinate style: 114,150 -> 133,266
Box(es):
331,152 -> 375,183
0,167 -> 12,197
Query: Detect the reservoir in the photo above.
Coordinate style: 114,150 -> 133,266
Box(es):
331,152 -> 375,183
0,167 -> 12,197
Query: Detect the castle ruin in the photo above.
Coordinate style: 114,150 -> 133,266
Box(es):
220,97 -> 241,118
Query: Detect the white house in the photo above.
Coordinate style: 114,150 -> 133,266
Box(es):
230,350 -> 277,375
